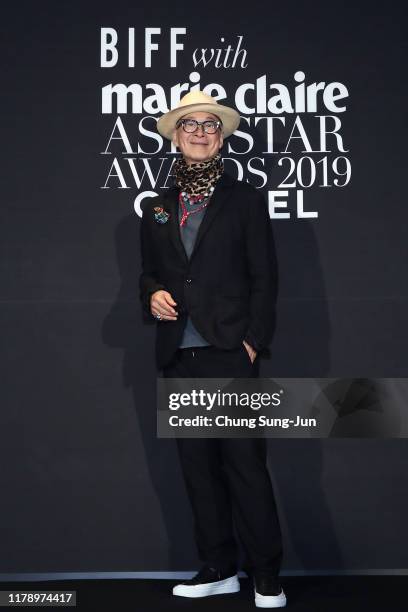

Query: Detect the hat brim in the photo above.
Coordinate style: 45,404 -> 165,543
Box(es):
157,102 -> 241,140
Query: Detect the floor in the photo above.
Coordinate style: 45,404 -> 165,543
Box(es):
0,576 -> 405,611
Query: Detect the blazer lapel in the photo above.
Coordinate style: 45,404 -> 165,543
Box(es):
190,172 -> 234,262
164,172 -> 235,266
164,186 -> 189,265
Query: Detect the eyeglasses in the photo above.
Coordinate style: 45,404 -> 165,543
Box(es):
176,118 -> 222,134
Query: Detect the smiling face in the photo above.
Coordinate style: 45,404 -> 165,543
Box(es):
172,111 -> 224,165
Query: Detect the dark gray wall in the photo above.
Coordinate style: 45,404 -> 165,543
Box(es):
1,0 -> 407,573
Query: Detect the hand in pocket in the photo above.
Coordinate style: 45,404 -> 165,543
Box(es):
242,340 -> 257,364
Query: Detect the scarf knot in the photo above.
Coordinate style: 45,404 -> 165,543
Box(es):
173,153 -> 224,197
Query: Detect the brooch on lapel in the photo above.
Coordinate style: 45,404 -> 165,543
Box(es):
154,206 -> 170,224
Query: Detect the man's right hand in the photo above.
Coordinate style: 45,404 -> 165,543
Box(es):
150,290 -> 178,321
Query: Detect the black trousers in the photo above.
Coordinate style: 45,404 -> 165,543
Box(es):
162,345 -> 283,574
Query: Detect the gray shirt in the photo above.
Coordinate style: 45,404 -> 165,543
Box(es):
177,199 -> 211,348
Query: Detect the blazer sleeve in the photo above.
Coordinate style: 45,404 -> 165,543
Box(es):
139,204 -> 166,321
243,190 -> 278,353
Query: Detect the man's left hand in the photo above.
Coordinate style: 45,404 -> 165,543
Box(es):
243,340 -> 257,364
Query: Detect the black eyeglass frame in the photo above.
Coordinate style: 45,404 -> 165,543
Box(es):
175,118 -> 223,134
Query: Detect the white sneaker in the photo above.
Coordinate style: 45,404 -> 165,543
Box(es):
254,570 -> 287,608
172,565 -> 240,598
255,588 -> 287,608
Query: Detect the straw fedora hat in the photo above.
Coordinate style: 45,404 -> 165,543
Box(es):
157,90 -> 241,140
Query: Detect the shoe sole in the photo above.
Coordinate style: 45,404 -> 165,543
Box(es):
173,575 -> 240,598
255,588 -> 287,608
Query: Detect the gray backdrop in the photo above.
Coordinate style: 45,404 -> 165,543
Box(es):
1,0 -> 407,574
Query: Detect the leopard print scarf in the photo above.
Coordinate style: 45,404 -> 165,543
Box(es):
173,153 -> 224,197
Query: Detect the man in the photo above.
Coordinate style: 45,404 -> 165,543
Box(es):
139,90 -> 286,608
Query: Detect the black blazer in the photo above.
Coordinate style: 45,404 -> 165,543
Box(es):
139,172 -> 278,370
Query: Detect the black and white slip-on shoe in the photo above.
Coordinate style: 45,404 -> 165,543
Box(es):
253,570 -> 286,608
172,565 -> 240,598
